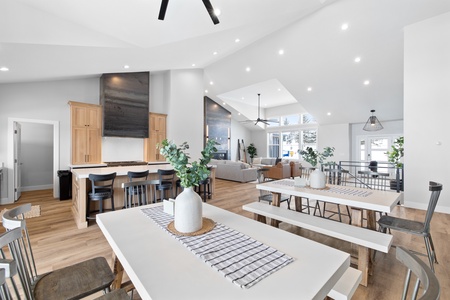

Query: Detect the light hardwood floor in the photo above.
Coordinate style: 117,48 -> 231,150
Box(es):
1,179 -> 448,299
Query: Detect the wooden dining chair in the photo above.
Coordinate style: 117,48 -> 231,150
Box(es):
2,204 -> 116,300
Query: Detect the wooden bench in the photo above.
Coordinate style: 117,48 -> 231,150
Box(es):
242,202 -> 393,286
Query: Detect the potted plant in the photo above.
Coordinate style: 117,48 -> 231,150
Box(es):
159,139 -> 217,233
247,143 -> 257,165
386,136 -> 404,191
298,146 -> 335,188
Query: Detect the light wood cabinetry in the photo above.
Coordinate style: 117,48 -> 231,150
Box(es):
144,113 -> 167,162
69,101 -> 102,165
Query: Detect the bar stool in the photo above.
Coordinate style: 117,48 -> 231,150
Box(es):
196,167 -> 212,202
87,172 -> 116,220
155,169 -> 176,202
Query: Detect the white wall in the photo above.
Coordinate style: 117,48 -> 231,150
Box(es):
0,77 -> 99,172
318,124 -> 350,163
404,12 -> 450,213
166,69 -> 204,161
20,122 -> 53,191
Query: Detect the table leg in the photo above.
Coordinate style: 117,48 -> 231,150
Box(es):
270,192 -> 281,227
294,196 -> 302,213
112,253 -> 124,290
350,207 -> 371,286
254,213 -> 267,224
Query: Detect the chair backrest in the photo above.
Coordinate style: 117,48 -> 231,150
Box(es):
423,181 -> 443,233
89,173 -> 116,194
300,167 -> 315,180
0,228 -> 33,300
0,268 -> 9,300
1,204 -> 38,283
157,169 -> 175,185
127,170 -> 149,182
358,171 -> 389,191
325,169 -> 348,186
396,246 -> 440,300
122,180 -> 159,208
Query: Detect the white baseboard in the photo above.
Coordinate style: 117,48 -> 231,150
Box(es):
0,197 -> 14,205
21,184 -> 53,192
404,201 -> 450,214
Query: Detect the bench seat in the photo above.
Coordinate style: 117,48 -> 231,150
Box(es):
327,267 -> 362,300
243,202 -> 393,286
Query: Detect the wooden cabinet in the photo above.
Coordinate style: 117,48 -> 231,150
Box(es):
144,113 -> 167,162
69,101 -> 102,165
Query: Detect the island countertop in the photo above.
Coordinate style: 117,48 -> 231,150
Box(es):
71,164 -> 174,179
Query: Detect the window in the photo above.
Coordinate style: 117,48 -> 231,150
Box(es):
268,132 -> 280,158
268,129 -> 317,158
301,113 -> 317,124
282,131 -> 299,158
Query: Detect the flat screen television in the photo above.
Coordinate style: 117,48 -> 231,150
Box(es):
100,72 -> 149,138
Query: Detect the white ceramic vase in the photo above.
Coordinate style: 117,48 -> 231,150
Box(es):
174,187 -> 203,233
309,169 -> 326,189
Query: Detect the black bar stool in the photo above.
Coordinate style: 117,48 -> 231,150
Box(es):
155,169 -> 176,202
87,172 -> 116,220
125,170 -> 149,207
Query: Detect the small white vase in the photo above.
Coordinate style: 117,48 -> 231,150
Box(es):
174,187 -> 203,233
309,169 -> 326,189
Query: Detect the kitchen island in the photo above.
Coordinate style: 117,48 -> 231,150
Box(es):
71,164 -> 216,229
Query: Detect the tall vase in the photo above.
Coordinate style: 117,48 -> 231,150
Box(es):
174,187 -> 203,233
309,169 -> 326,189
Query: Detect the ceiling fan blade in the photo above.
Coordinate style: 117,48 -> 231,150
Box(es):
202,0 -> 220,25
158,0 -> 169,20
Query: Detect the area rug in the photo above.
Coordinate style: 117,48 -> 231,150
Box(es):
0,205 -> 41,221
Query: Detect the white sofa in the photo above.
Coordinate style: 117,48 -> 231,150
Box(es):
210,159 -> 257,183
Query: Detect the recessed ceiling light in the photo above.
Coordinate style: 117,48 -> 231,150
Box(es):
364,80 -> 370,85
192,63 -> 196,67
307,87 -> 313,92
241,97 -> 245,100
341,23 -> 349,30
277,88 -> 281,92
327,112 -> 331,116
245,67 -> 251,72
205,90 -> 208,93
0,67 -> 9,72
214,8 -> 221,16
235,38 -> 240,43
238,113 -> 241,116
278,49 -> 284,55
222,102 -> 226,105
354,57 -> 361,63
213,51 -> 218,55
209,81 -> 214,85
123,65 -> 130,69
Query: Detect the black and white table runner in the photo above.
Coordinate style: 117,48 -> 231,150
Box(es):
141,206 -> 294,289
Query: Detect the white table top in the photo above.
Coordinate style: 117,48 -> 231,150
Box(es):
97,203 -> 350,300
257,179 -> 403,213
71,164 -> 174,179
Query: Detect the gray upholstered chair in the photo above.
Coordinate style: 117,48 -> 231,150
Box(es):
378,181 -> 442,272
2,204 -> 116,300
396,246 -> 440,300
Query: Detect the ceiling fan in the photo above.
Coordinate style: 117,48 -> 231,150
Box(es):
242,94 -> 279,126
158,0 -> 220,25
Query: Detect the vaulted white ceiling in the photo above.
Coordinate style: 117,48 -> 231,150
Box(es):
1,0 -> 449,127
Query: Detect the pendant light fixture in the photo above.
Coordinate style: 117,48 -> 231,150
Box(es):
363,109 -> 383,131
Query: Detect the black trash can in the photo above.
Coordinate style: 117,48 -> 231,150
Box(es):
57,170 -> 72,200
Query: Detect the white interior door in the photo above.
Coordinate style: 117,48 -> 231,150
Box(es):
14,122 -> 22,201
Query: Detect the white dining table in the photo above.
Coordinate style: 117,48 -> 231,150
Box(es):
97,203 -> 350,300
257,179 -> 403,229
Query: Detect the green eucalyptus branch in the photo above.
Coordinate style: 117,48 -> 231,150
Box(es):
298,146 -> 335,167
158,139 -> 218,188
